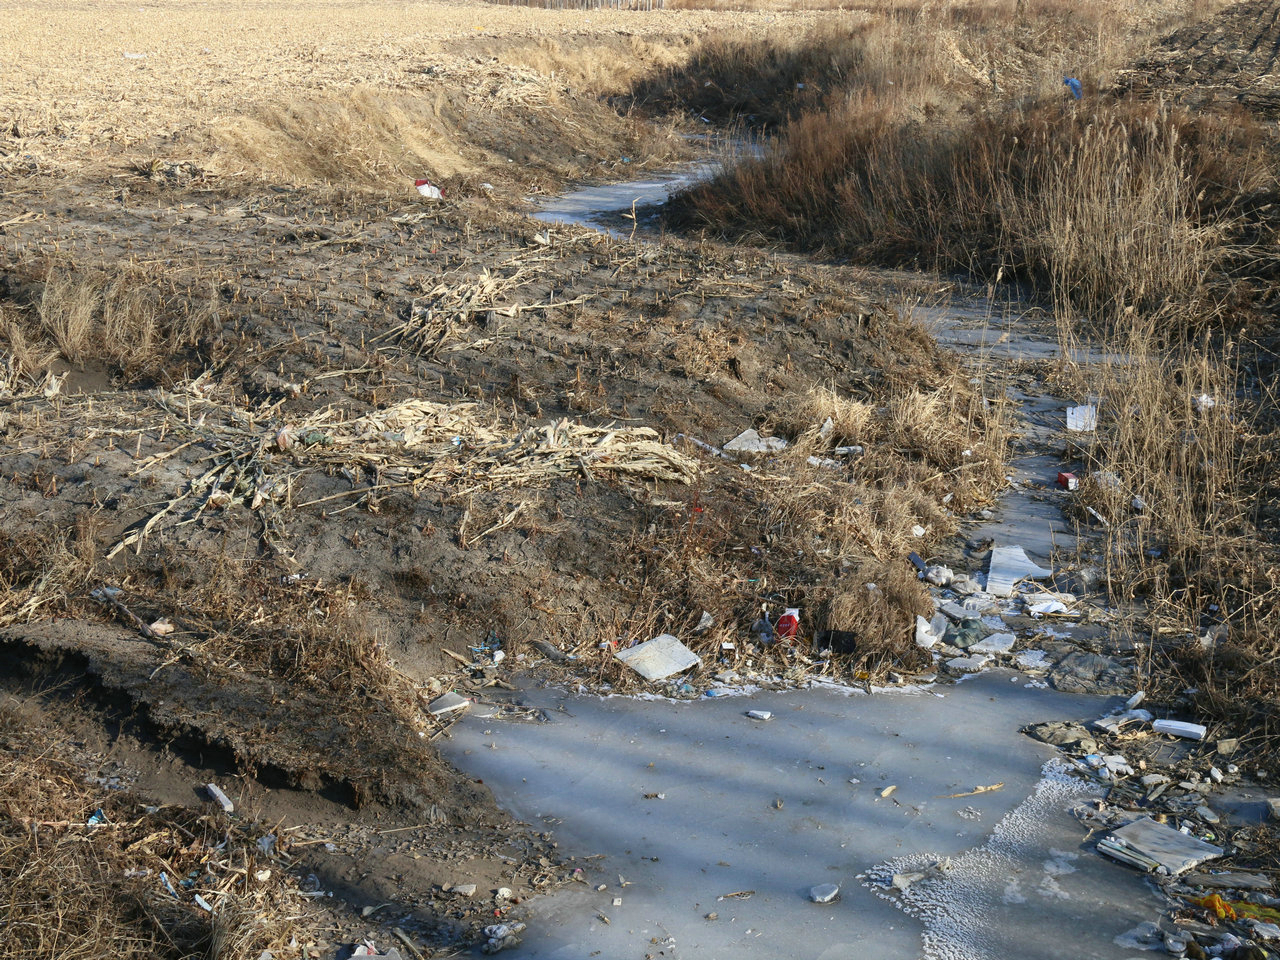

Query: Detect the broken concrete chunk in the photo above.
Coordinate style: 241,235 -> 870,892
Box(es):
938,601 -> 971,623
1097,817 -> 1223,875
450,883 -> 478,897
810,883 -> 840,903
1153,719 -> 1207,741
615,634 -> 700,682
723,429 -> 787,455
986,546 -> 1053,598
428,691 -> 470,716
746,710 -> 773,721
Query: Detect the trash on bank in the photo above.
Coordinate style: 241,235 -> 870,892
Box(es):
415,179 -> 444,200
1057,471 -> 1079,490
1097,817 -> 1224,875
775,608 -> 800,641
205,782 -> 235,814
1153,719 -> 1207,740
944,618 -> 987,650
747,710 -> 773,721
428,691 -> 470,716
986,546 -> 1053,597
352,945 -> 404,960
1065,403 -> 1096,431
723,429 -> 787,455
1064,76 -> 1084,100
482,922 -> 526,954
615,634 -> 701,681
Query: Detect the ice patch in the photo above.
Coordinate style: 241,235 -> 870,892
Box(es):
864,760 -> 1101,960
1036,848 -> 1078,900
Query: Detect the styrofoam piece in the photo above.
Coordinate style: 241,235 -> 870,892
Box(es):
1098,817 -> 1223,875
1066,404 -> 1098,432
1152,719 -> 1207,740
986,546 -> 1053,598
915,615 -> 940,649
428,691 -> 470,716
615,634 -> 701,681
747,710 -> 773,721
969,632 -> 1017,655
810,883 -> 840,903
723,429 -> 787,455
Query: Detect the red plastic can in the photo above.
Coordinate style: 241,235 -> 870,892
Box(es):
776,608 -> 800,641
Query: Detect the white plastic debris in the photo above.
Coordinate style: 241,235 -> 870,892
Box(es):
809,883 -> 840,903
615,634 -> 700,682
911,525 -> 926,538
149,618 -> 176,636
924,564 -> 953,587
428,691 -> 470,716
1152,719 -> 1207,740
986,546 -> 1053,597
969,632 -> 1016,655
1192,393 -> 1217,412
915,615 -> 941,649
723,429 -> 787,455
1066,404 -> 1098,432
1097,817 -> 1223,874
205,783 -> 234,814
415,179 -> 444,200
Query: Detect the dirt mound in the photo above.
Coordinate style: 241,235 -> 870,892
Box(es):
1117,0 -> 1280,114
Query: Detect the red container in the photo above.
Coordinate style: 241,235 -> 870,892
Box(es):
1057,472 -> 1078,491
776,609 -> 800,641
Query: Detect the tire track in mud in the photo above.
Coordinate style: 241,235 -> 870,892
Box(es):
1118,0 -> 1280,114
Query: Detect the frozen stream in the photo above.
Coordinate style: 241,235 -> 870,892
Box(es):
438,166 -> 1160,959
440,674 -> 1162,960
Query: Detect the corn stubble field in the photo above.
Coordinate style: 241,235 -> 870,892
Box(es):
2,0 -> 1279,954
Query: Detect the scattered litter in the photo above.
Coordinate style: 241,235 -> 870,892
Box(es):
723,429 -> 787,455
1064,76 -> 1083,99
1057,472 -> 1078,491
615,634 -> 700,682
969,632 -> 1016,655
1027,597 -> 1072,617
911,524 -> 927,538
880,785 -> 897,799
193,894 -> 213,912
1152,719 -> 1207,741
1065,404 -> 1096,431
694,611 -> 715,634
775,608 -> 800,641
944,618 -> 986,650
1268,797 -> 1280,821
428,691 -> 470,716
810,883 -> 840,903
915,615 -> 942,649
87,808 -> 108,826
924,564 -> 954,587
352,945 -> 404,960
1192,393 -> 1217,412
947,653 -> 993,672
986,546 -> 1052,597
1097,817 -> 1223,875
482,922 -> 525,954
205,783 -> 234,814
149,618 -> 176,636
718,889 -> 755,901
414,179 -> 444,200
746,710 -> 772,721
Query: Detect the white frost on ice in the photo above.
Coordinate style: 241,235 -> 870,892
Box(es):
863,759 -> 1101,960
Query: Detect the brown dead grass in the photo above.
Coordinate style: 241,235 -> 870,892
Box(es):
0,699 -> 315,960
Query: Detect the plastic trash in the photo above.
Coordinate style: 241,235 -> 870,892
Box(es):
428,692 -> 470,716
944,618 -> 986,649
415,179 -> 444,200
1064,77 -> 1083,99
205,783 -> 234,814
986,546 -> 1052,597
1057,472 -> 1078,490
775,608 -> 800,640
1153,719 -> 1207,740
746,710 -> 773,721
723,429 -> 787,455
1065,403 -> 1096,431
615,634 -> 700,681
1097,817 -> 1223,874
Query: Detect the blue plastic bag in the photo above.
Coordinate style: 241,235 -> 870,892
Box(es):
1064,77 -> 1083,100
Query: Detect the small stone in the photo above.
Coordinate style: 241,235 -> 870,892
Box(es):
1216,738 -> 1239,757
451,884 -> 477,898
1267,798 -> 1280,821
1209,767 -> 1224,783
810,883 -> 840,903
1141,774 -> 1170,787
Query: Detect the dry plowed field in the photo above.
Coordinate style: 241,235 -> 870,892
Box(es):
1118,0 -> 1280,112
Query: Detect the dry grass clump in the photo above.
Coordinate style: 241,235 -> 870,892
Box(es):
587,370 -> 1008,686
672,99 -> 1271,336
0,701 -> 314,960
0,266 -> 218,385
